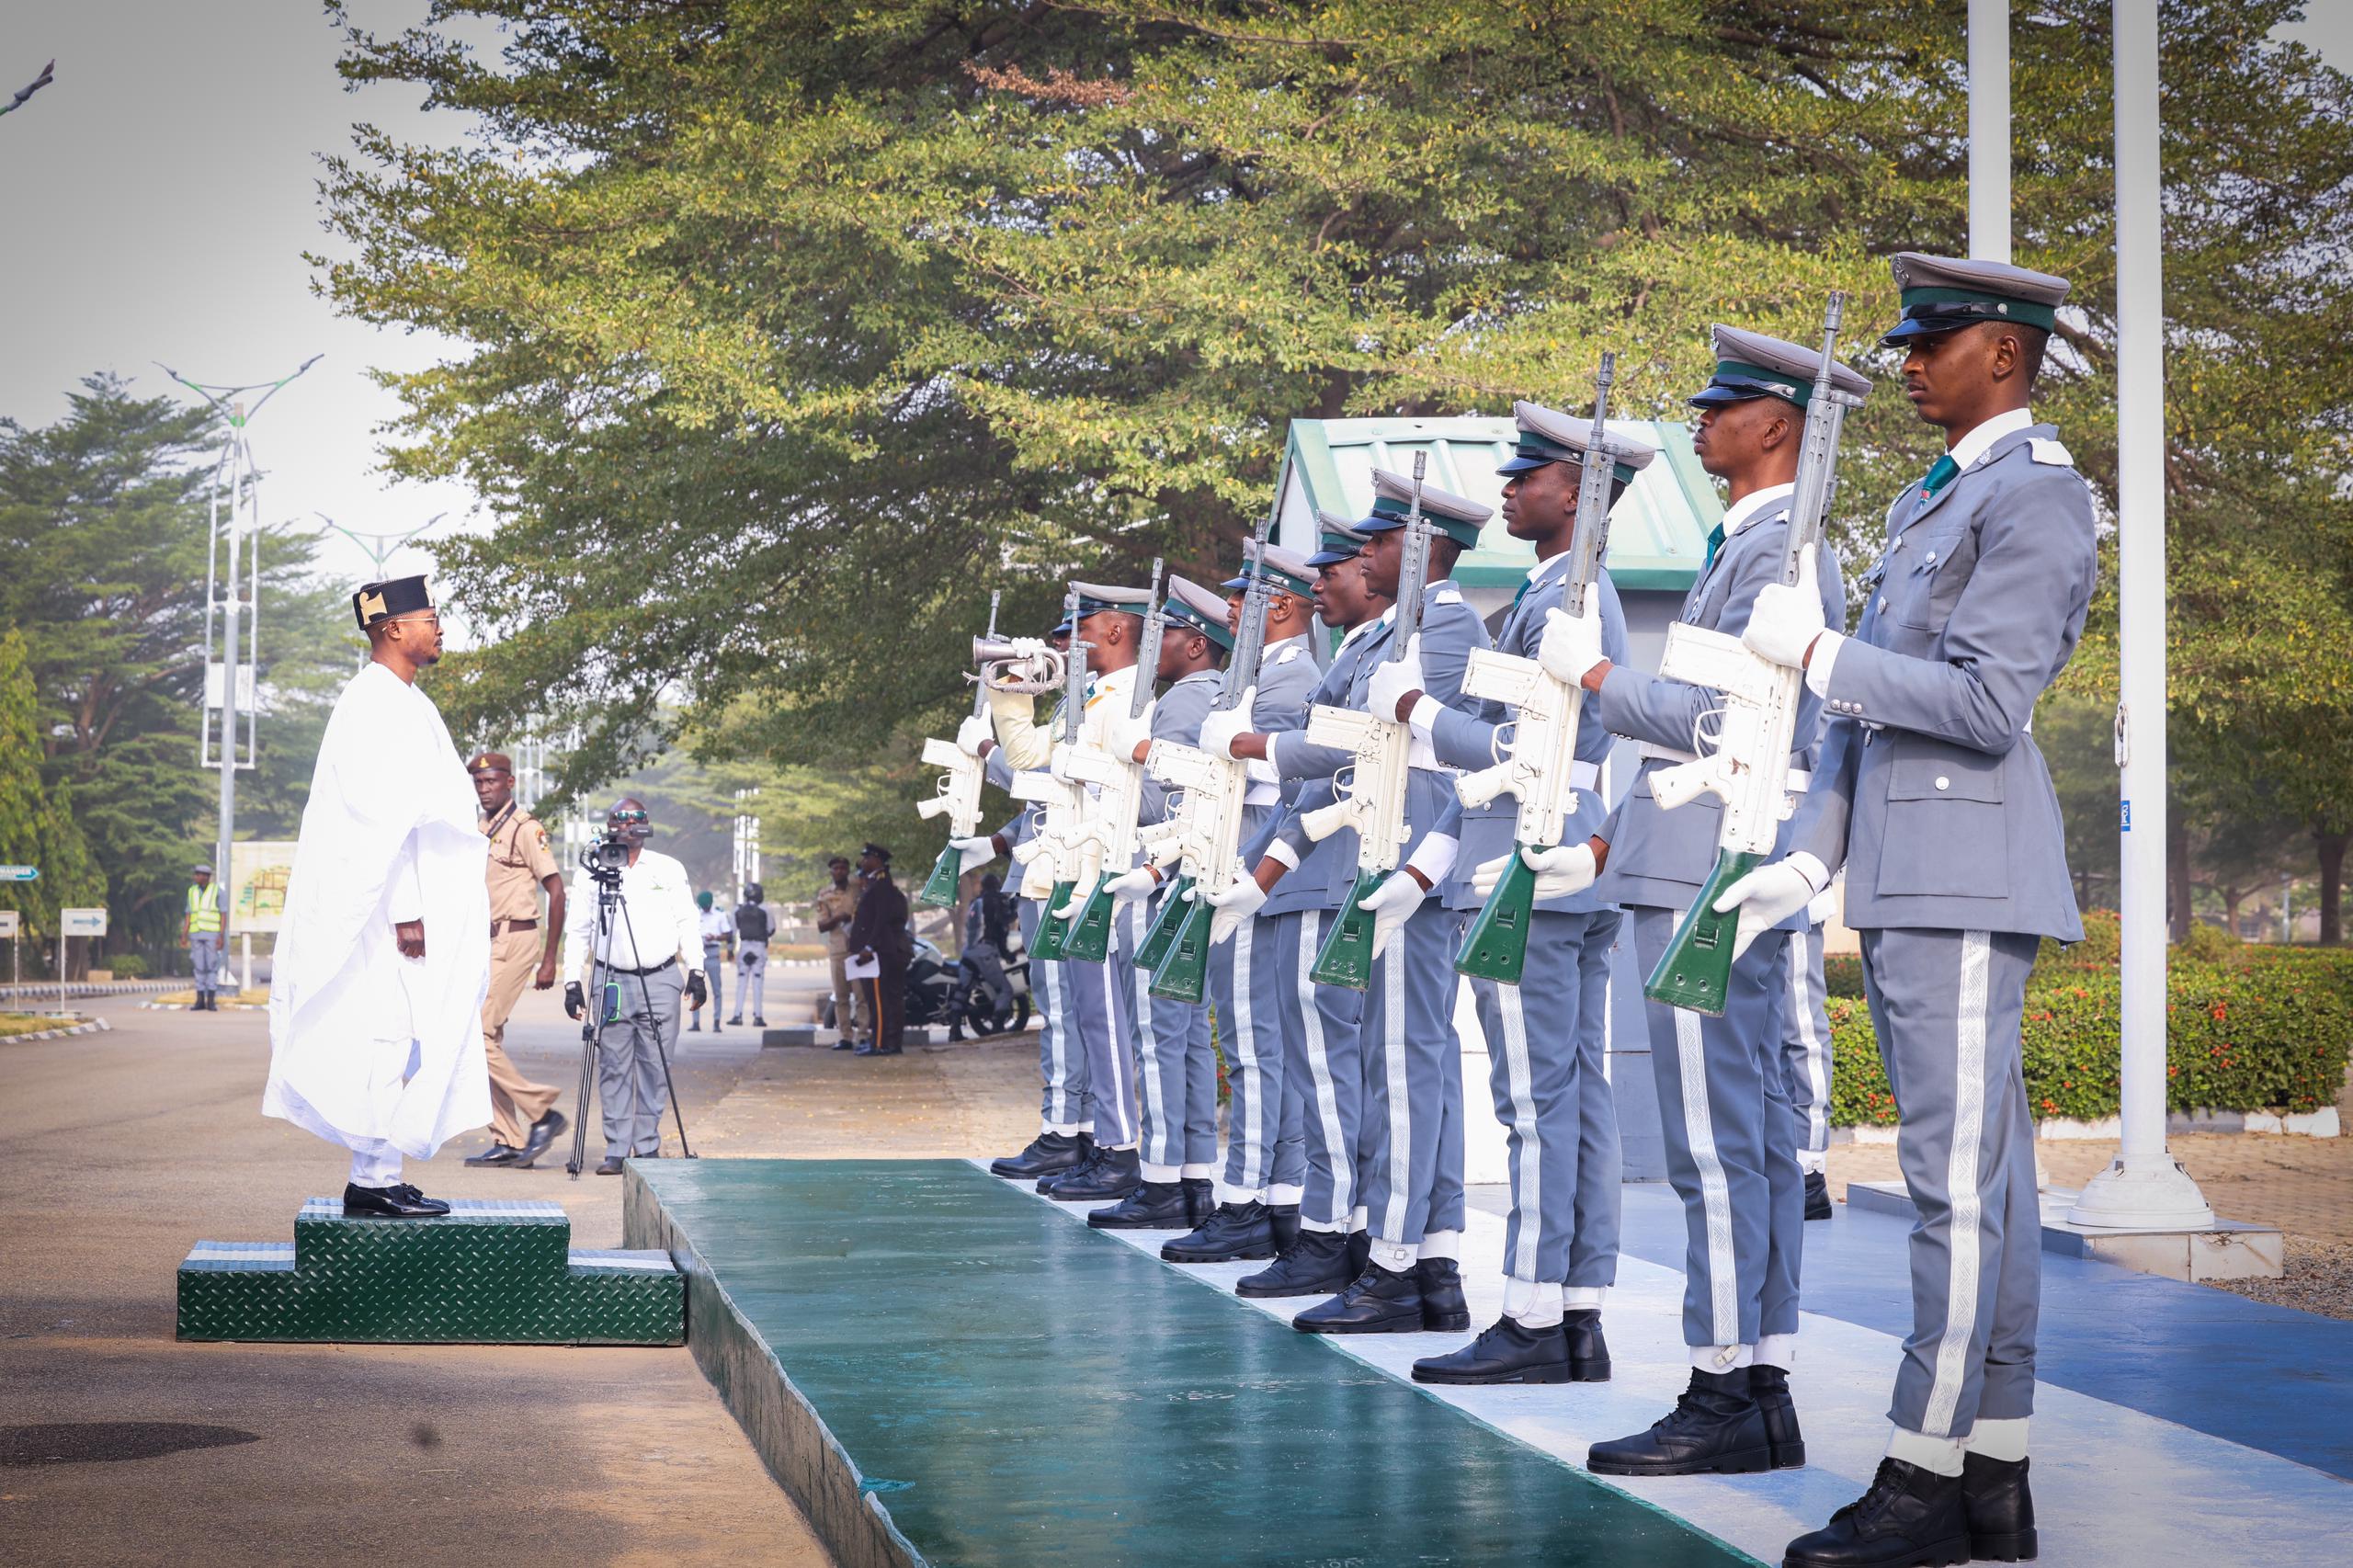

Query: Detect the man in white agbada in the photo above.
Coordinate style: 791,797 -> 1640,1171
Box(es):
264,574 -> 493,1218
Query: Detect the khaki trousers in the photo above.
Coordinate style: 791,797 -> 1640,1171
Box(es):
828,951 -> 871,1038
482,926 -> 562,1148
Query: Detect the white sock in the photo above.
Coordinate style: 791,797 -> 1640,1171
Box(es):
1266,1182 -> 1303,1207
1503,1278 -> 1564,1329
1798,1150 -> 1828,1175
1217,1179 -> 1263,1207
1755,1333 -> 1799,1370
1179,1162 -> 1216,1180
1046,1121 -> 1084,1137
1140,1160 -> 1181,1183
1368,1236 -> 1418,1271
1888,1426 -> 1968,1476
1689,1344 -> 1755,1373
1967,1417 -> 2029,1463
1349,1204 -> 1369,1232
1418,1229 -> 1461,1262
1563,1286 -> 1607,1311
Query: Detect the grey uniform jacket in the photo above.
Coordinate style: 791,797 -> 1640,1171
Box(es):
1247,621 -> 1390,916
1142,669 -> 1222,824
1594,498 -> 1844,915
1790,424 -> 2095,941
985,745 -> 1034,856
1425,566 -> 1629,915
1266,583 -> 1495,878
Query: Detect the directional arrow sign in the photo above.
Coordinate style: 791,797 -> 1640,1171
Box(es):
0,865 -> 39,881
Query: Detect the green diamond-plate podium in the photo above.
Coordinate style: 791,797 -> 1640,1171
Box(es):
176,1197 -> 683,1344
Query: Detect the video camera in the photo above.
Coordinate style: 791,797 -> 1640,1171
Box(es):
582,832 -> 631,886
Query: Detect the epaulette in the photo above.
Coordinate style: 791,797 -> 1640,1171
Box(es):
1433,587 -> 1463,607
1275,644 -> 1301,665
2028,437 -> 2075,468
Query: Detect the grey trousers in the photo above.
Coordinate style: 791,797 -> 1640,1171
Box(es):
1123,895 -> 1217,1176
1024,897 -> 1091,1131
1782,922 -> 1835,1161
1358,897 -> 1468,1253
699,943 -> 725,1024
1211,908 -> 1295,1198
734,940 -> 767,1020
599,963 -> 683,1158
1860,926 -> 2041,1437
1062,947 -> 1139,1149
1267,908 -> 1365,1229
190,933 -> 222,996
1631,907 -> 1802,1350
1472,908 -> 1623,1296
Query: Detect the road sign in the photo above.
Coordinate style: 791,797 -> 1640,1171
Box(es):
0,865 -> 38,881
0,909 -> 18,938
60,907 -> 108,937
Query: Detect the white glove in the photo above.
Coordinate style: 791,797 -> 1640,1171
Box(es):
1471,843 -> 1596,901
956,712 -> 994,756
1536,607 -> 1607,686
1364,635 -> 1426,723
1198,874 -> 1267,945
949,835 -> 998,875
1104,865 -> 1162,905
1712,857 -> 1825,960
1743,554 -> 1828,670
1358,869 -> 1427,959
1104,708 -> 1155,765
1196,693 -> 1255,761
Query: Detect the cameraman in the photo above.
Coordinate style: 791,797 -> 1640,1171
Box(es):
560,798 -> 706,1175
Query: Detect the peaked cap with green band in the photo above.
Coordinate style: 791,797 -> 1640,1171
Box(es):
1307,508 -> 1370,567
1164,574 -> 1236,649
1221,542 -> 1317,598
1689,323 -> 1873,411
1353,467 -> 1493,550
1494,400 -> 1660,487
1883,252 -> 2070,346
1068,581 -> 1156,619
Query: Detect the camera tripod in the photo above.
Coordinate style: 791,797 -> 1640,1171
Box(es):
565,846 -> 696,1178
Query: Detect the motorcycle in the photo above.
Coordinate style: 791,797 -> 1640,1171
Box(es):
816,934 -> 1031,1040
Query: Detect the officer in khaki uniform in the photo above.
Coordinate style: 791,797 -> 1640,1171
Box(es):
465,751 -> 570,1167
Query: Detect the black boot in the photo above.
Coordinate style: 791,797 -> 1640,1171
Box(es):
1047,1145 -> 1140,1201
1749,1363 -> 1807,1469
1038,1144 -> 1108,1196
1159,1199 -> 1276,1263
1805,1168 -> 1835,1221
1293,1264 -> 1424,1334
1782,1458 -> 1972,1568
1587,1368 -> 1772,1476
1345,1229 -> 1370,1279
1179,1177 -> 1216,1228
1415,1257 -> 1471,1332
1235,1228 -> 1353,1299
1561,1308 -> 1611,1381
990,1131 -> 1092,1179
1961,1453 -> 2037,1562
1412,1316 -> 1570,1385
1267,1203 -> 1301,1255
1087,1177 -> 1188,1228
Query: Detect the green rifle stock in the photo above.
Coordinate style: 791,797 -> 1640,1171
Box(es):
1454,850 -> 1537,983
1059,872 -> 1120,963
1029,880 -> 1079,961
1146,893 -> 1214,1004
916,841 -> 961,908
1132,874 -> 1192,971
1309,869 -> 1383,989
1642,848 -> 1762,1017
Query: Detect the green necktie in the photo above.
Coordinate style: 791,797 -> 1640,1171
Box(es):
1915,453 -> 1961,511
1702,522 -> 1726,570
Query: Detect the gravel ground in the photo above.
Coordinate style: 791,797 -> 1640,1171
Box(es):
2208,1237 -> 2353,1321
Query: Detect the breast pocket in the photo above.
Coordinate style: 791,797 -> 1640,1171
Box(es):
1873,741 -> 2006,898
1894,522 -> 1978,632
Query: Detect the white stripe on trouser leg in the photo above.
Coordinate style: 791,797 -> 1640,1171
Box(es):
1925,930 -> 1993,1437
1380,936 -> 1410,1243
1498,982 -> 1542,1282
1042,958 -> 1067,1114
1673,1007 -> 1740,1346
1233,916 -> 1261,1189
1790,930 -> 1829,1152
1130,904 -> 1165,1165
1297,911 -> 1351,1221
1097,956 -> 1131,1147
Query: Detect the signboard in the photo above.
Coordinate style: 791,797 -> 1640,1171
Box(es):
0,865 -> 37,881
203,663 -> 258,711
61,907 -> 108,937
0,909 -> 18,938
230,840 -> 298,934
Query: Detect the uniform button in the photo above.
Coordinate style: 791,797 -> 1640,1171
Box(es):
1878,597 -> 1889,613
1935,776 -> 1951,791
1927,551 -> 1939,565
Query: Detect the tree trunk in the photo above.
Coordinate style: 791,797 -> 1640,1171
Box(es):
2222,887 -> 2243,939
2166,797 -> 2193,942
2319,829 -> 2347,947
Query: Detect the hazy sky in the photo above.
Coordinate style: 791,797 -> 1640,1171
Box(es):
4,4 -> 2348,600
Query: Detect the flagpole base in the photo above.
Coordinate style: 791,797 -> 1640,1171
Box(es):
2063,1152 -> 2215,1232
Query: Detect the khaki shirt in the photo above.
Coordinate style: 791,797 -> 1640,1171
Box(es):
482,802 -> 561,924
813,881 -> 861,959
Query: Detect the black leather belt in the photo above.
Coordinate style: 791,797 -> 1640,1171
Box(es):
608,956 -> 677,978
491,917 -> 539,936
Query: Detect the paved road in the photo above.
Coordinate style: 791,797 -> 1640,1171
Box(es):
0,987 -> 830,1568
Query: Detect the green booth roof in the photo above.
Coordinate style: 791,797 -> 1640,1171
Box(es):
1279,416 -> 1723,594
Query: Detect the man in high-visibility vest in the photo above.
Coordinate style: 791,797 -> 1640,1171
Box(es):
184,863 -> 228,1011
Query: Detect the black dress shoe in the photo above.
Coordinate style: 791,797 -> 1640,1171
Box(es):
1180,1176 -> 1215,1227
1235,1228 -> 1353,1299
1159,1199 -> 1276,1263
831,1038 -> 855,1051
1412,1316 -> 1571,1385
1588,1368 -> 1772,1476
1267,1203 -> 1301,1255
1805,1169 -> 1835,1221
342,1182 -> 451,1218
464,1144 -> 525,1167
1345,1229 -> 1370,1279
1415,1257 -> 1471,1331
688,1019 -> 701,1032
521,1108 -> 567,1163
1750,1364 -> 1807,1469
753,1016 -> 768,1027
1088,1178 -> 1191,1228
992,1131 -> 1093,1179
726,1015 -> 743,1025
1782,1458 -> 1972,1568
1961,1453 -> 2037,1562
595,1156 -> 625,1176
1561,1307 -> 1611,1381
1038,1145 -> 1105,1195
1049,1146 -> 1141,1201
1293,1264 -> 1424,1334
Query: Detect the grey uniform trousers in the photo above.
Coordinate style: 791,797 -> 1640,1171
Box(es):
1213,908 -> 1307,1197
1472,909 -> 1624,1295
734,940 -> 767,1021
1063,948 -> 1139,1149
1266,908 -> 1365,1229
1861,926 -> 2041,1437
1630,907 -> 1803,1351
190,932 -> 222,997
1358,898 -> 1468,1253
1782,922 -> 1836,1162
599,963 -> 684,1158
1121,895 -> 1217,1174
1022,896 -> 1091,1131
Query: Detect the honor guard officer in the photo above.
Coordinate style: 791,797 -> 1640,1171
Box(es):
184,863 -> 228,1009
1224,517 -> 1392,1300
1717,255 -> 2088,1568
1541,329 -> 1858,1471
463,752 -> 571,1168
1362,402 -> 1647,1387
1157,543 -> 1322,1266
1086,574 -> 1234,1231
1209,469 -> 1494,1335
1786,877 -> 1840,1221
